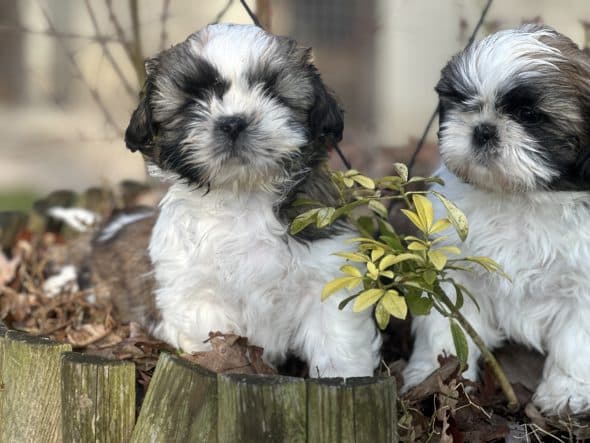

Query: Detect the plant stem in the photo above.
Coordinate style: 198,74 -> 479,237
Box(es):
437,291 -> 519,410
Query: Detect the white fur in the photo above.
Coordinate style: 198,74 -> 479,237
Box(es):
149,183 -> 381,377
47,207 -> 101,232
404,166 -> 590,414
95,210 -> 154,243
43,264 -> 78,296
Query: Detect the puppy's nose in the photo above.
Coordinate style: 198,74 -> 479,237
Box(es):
472,123 -> 497,147
217,115 -> 248,141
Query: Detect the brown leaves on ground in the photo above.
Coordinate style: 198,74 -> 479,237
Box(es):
181,331 -> 276,375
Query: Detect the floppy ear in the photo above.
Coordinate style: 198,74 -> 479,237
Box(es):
125,59 -> 158,156
124,93 -> 154,154
309,73 -> 344,143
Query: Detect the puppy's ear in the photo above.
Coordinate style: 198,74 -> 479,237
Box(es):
309,73 -> 344,143
125,59 -> 157,156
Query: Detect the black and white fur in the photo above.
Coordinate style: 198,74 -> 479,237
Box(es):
118,24 -> 380,377
404,25 -> 590,414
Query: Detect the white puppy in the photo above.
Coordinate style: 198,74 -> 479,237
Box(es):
404,25 -> 590,415
97,24 -> 380,377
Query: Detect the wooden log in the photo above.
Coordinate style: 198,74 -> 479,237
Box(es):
1,330 -> 71,443
349,377 -> 398,443
61,352 -> 135,443
306,377 -> 398,443
0,322 -> 7,428
218,373 -> 306,443
306,378 -> 355,443
0,210 -> 28,250
132,353 -> 218,443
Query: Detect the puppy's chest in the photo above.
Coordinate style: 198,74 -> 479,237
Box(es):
459,192 -> 590,287
150,193 -> 306,292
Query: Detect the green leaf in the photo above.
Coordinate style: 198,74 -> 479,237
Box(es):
401,209 -> 426,232
423,269 -> 437,285
351,175 -> 376,189
379,235 -> 403,251
381,289 -> 408,319
464,256 -> 511,281
290,208 -> 320,235
412,194 -> 434,232
367,262 -> 379,280
368,200 -> 388,218
380,270 -> 394,279
338,293 -> 358,310
316,207 -> 336,228
353,289 -> 385,312
453,283 -> 464,310
392,162 -> 409,182
342,177 -> 354,187
322,276 -> 361,301
432,191 -> 469,241
437,245 -> 461,255
334,252 -> 369,263
375,300 -> 390,330
429,218 -> 451,235
405,292 -> 433,316
450,319 -> 469,365
377,219 -> 395,236
292,198 -> 322,207
344,169 -> 360,177
428,250 -> 447,271
356,216 -> 375,237
408,241 -> 428,251
371,248 -> 385,262
379,253 -> 425,270
341,265 -> 362,277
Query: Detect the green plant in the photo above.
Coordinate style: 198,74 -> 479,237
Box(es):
290,163 -> 518,409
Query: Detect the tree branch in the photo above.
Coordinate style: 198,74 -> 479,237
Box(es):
83,0 -> 136,96
37,2 -> 123,135
159,0 -> 171,51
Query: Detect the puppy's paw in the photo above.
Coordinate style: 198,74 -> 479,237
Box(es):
534,373 -> 590,415
401,360 -> 440,393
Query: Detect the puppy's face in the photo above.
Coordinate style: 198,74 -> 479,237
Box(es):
125,24 -> 342,190
437,25 -> 590,192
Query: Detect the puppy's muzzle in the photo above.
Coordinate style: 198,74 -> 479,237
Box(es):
216,115 -> 249,142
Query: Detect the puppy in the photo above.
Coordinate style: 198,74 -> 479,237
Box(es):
403,25 -> 590,414
94,24 -> 381,377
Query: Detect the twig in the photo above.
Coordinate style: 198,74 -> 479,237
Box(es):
159,0 -> 171,51
212,0 -> 234,24
388,0 -> 494,215
37,2 -> 123,134
437,290 -> 519,411
239,0 -> 261,28
104,0 -> 135,66
0,24 -> 122,43
129,0 -> 145,85
406,0 -> 494,174
83,0 -> 136,96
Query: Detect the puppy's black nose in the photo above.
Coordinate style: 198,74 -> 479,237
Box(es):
217,115 -> 248,141
472,123 -> 497,147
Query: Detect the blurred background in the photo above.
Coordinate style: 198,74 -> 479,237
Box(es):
1,0 -> 590,210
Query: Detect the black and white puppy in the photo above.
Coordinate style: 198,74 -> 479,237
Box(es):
404,25 -> 590,415
114,24 -> 380,377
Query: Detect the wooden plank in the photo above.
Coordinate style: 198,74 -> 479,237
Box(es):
218,373 -> 306,443
132,352 -> 218,443
0,322 -> 7,433
306,378 -> 355,443
61,352 -> 135,443
350,377 -> 398,443
1,330 -> 71,443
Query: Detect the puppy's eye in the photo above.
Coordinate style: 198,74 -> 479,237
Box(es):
212,77 -> 228,98
515,106 -> 541,123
